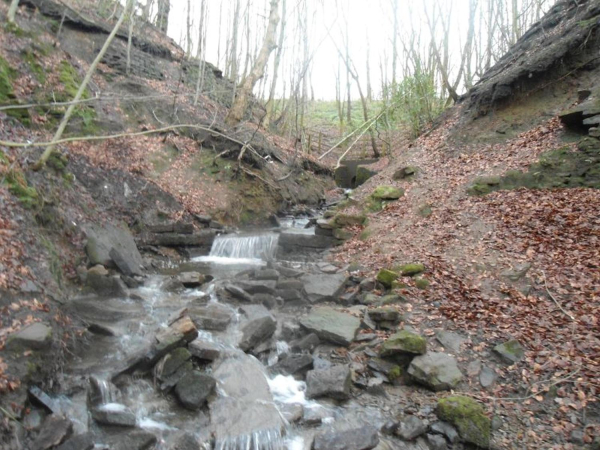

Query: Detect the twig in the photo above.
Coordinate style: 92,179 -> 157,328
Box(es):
0,405 -> 18,422
542,270 -> 575,321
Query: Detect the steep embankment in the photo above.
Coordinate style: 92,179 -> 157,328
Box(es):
325,1 -> 600,447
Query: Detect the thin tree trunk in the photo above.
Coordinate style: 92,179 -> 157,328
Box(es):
126,3 -> 135,75
155,0 -> 169,34
264,0 -> 287,128
35,0 -> 133,169
7,0 -> 20,23
225,0 -> 280,126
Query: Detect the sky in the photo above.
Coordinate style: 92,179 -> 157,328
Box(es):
142,0 -> 548,101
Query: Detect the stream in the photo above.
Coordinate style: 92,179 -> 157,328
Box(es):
47,219 -> 393,450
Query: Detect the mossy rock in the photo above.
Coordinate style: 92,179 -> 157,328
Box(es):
0,56 -> 31,124
334,212 -> 366,227
47,151 -> 68,172
376,269 -> 399,288
379,293 -> 407,305
392,166 -> 418,180
437,396 -> 491,448
380,330 -> 427,356
388,365 -> 403,381
493,339 -> 525,364
415,277 -> 430,289
23,50 -> 46,84
372,185 -> 404,200
359,228 -> 372,241
397,263 -> 425,276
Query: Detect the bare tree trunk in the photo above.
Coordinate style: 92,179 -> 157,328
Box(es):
229,0 -> 241,82
264,0 -> 287,128
366,32 -> 372,102
126,3 -> 135,75
226,0 -> 281,126
155,0 -> 170,34
194,0 -> 207,105
185,0 -> 193,58
391,0 -> 398,87
7,0 -> 20,23
35,0 -> 133,169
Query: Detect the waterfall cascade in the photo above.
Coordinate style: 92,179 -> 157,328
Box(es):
209,233 -> 280,261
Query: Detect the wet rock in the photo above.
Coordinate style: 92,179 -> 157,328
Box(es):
272,353 -> 313,378
189,303 -> 233,331
290,333 -> 320,352
105,430 -> 157,450
224,284 -> 253,302
367,358 -> 402,381
86,265 -> 129,297
276,279 -> 304,291
6,322 -> 52,351
279,232 -> 336,251
313,425 -> 379,450
88,376 -> 120,407
109,248 -> 142,277
494,339 -> 524,364
23,408 -> 45,431
280,321 -> 302,341
84,222 -> 143,274
396,416 -> 427,441
276,265 -> 305,278
188,338 -> 222,361
276,289 -> 303,303
381,421 -> 399,435
380,330 -> 427,357
430,421 -> 460,444
55,432 -> 95,450
281,403 -> 303,423
239,315 -> 277,352
235,280 -> 277,295
139,230 -> 216,247
479,366 -> 497,388
306,364 -> 352,400
164,431 -> 201,450
252,269 -> 280,281
408,352 -> 463,391
436,396 -> 491,448
155,348 -> 192,381
28,386 -> 61,414
302,405 -> 332,425
31,415 -> 73,450
426,434 -> 447,450
178,272 -> 209,288
300,307 -> 360,347
301,273 -> 348,302
435,330 -> 466,354
174,371 -> 216,410
92,404 -> 136,427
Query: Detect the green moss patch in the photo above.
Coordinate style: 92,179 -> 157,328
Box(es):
415,277 -> 430,289
396,263 -> 425,276
380,330 -> 427,356
468,141 -> 600,195
372,185 -> 404,200
0,56 -> 30,124
3,169 -> 40,209
376,269 -> 399,288
23,50 -> 46,84
334,212 -> 366,227
437,396 -> 491,448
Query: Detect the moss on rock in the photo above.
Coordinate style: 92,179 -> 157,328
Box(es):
380,330 -> 427,356
376,269 -> 399,288
372,185 -> 404,200
334,212 -> 366,227
437,396 -> 491,448
396,263 -> 425,276
4,170 -> 40,209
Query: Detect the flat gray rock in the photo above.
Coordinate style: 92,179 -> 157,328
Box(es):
174,371 -> 216,410
313,425 -> 379,450
299,307 -> 360,347
479,366 -> 497,388
31,415 -> 73,450
238,315 -> 277,352
494,339 -> 525,364
92,404 -> 136,427
435,330 -> 466,353
306,364 -> 352,400
7,322 -> 52,350
84,222 -> 143,275
408,352 -> 464,392
301,273 -> 348,302
188,338 -> 222,361
189,303 -> 233,331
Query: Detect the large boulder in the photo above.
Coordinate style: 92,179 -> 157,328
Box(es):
300,307 -> 360,347
313,425 -> 379,450
300,273 -> 348,302
408,352 -> 464,391
376,269 -> 399,288
92,404 -> 137,427
436,396 -> 491,448
306,364 -> 352,400
84,223 -> 143,275
188,303 -> 234,331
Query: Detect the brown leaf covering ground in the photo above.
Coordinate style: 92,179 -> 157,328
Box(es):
334,110 -> 600,447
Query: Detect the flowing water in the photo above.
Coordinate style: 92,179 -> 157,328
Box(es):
56,231 -> 387,449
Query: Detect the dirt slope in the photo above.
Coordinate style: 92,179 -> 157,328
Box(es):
329,1 -> 600,447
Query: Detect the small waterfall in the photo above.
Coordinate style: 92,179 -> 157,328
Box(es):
214,429 -> 284,450
209,233 -> 279,261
